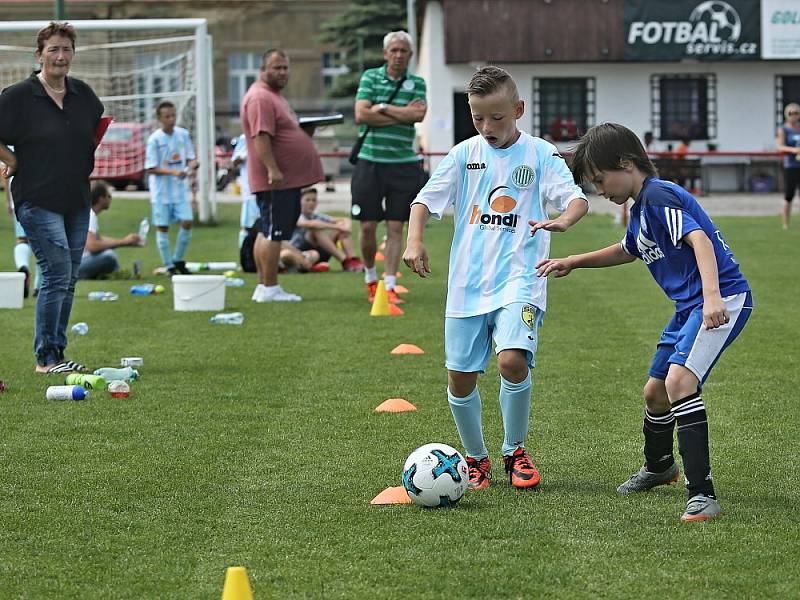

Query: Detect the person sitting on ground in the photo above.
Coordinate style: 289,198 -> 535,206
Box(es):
78,180 -> 141,279
279,242 -> 322,273
289,187 -> 364,272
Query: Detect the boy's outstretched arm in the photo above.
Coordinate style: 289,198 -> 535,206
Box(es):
684,230 -> 728,329
536,243 -> 635,278
528,197 -> 588,236
403,203 -> 432,278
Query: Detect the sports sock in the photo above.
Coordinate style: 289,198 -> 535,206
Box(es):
384,274 -> 396,290
238,229 -> 247,248
364,266 -> 377,284
672,392 -> 715,498
14,243 -> 31,270
448,386 -> 488,460
643,408 -> 676,473
173,227 -> 192,262
499,372 -> 532,456
156,230 -> 173,268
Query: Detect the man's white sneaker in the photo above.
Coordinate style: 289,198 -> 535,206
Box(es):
254,285 -> 302,302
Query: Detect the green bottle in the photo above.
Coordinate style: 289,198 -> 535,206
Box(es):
65,374 -> 107,390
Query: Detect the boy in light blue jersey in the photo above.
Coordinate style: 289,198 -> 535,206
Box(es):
145,101 -> 197,274
404,66 -> 588,490
537,123 -> 752,522
231,133 -> 259,248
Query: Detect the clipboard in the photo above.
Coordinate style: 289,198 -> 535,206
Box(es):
298,114 -> 344,127
94,116 -> 113,146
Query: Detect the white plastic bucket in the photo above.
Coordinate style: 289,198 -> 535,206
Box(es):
0,272 -> 25,309
171,275 -> 226,311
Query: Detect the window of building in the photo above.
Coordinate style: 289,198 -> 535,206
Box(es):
228,52 -> 261,113
533,78 -> 595,142
651,74 -> 716,141
321,51 -> 348,91
776,75 -> 800,128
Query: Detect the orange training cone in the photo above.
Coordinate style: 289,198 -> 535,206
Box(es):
370,280 -> 392,316
221,566 -> 253,600
391,344 -> 424,355
375,398 -> 417,413
371,486 -> 412,505
375,251 -> 385,261
394,284 -> 409,294
389,304 -> 404,316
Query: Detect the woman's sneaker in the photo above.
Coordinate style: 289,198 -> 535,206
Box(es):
503,447 -> 541,489
466,456 -> 491,490
616,462 -> 680,494
681,494 -> 722,522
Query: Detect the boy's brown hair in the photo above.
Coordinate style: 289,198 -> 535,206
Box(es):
570,123 -> 657,184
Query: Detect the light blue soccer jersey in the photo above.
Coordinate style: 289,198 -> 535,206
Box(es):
232,133 -> 253,199
413,132 -> 585,318
145,127 -> 195,204
621,177 -> 750,311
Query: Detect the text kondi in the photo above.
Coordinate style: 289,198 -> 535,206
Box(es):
469,205 -> 519,227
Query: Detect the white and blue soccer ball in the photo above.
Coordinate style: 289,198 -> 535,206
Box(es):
402,443 -> 468,508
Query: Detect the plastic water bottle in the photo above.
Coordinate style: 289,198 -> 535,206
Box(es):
93,366 -> 139,382
108,380 -> 131,398
130,283 -> 163,295
224,277 -> 245,287
71,322 -> 89,335
138,218 -> 149,247
46,385 -> 87,401
186,262 -> 208,272
208,262 -> 238,271
88,291 -> 119,301
209,312 -> 244,325
65,373 -> 106,390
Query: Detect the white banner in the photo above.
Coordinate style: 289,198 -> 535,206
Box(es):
761,0 -> 800,58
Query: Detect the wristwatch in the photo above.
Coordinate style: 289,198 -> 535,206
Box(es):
378,103 -> 388,113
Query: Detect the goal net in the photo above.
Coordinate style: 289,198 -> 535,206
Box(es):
0,19 -> 216,222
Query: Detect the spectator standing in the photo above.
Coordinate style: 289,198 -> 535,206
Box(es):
240,48 -> 324,302
352,31 -> 427,305
78,180 -> 141,279
0,21 -> 103,374
145,100 -> 197,275
776,102 -> 800,230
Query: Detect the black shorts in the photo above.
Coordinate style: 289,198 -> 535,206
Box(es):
351,160 -> 426,222
784,167 -> 800,202
293,235 -> 332,263
256,188 -> 301,241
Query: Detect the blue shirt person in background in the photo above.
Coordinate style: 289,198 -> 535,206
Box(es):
404,66 -> 587,493
145,100 -> 197,274
537,122 -> 753,523
776,102 -> 800,230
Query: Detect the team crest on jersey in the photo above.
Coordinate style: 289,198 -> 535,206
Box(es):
511,165 -> 535,189
521,304 -> 537,329
402,79 -> 415,91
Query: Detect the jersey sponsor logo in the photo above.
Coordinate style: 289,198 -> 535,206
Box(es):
466,162 -> 486,170
468,186 -> 520,232
637,229 -> 665,265
511,165 -> 535,188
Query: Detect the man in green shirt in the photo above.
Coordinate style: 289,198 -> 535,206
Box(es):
352,30 -> 427,305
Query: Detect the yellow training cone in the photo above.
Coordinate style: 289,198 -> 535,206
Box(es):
370,280 -> 392,316
221,566 -> 253,600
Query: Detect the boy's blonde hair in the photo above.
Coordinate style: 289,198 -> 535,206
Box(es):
466,66 -> 519,103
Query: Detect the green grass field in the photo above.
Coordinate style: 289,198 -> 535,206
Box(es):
1,195 -> 798,599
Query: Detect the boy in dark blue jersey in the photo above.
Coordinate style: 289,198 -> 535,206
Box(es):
536,123 -> 752,522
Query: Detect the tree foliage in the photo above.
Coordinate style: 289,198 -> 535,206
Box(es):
317,0 -> 408,98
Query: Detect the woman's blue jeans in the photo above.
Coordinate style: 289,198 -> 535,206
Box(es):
16,203 -> 89,366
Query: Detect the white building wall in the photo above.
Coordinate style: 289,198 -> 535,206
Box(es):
418,0 -> 794,184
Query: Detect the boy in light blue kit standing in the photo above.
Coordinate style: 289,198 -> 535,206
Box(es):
231,133 -> 259,248
537,123 -> 752,522
403,66 -> 588,490
145,100 -> 197,275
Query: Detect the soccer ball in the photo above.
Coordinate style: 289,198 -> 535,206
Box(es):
690,1 -> 741,42
402,443 -> 468,508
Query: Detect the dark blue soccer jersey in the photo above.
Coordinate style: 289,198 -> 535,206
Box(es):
621,177 -> 750,311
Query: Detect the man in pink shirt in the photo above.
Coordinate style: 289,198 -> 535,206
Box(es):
240,48 -> 324,302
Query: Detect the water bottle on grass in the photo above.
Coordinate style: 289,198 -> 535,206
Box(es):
210,312 -> 244,325
88,291 -> 119,301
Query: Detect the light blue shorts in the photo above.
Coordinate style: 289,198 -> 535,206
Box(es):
240,194 -> 259,229
152,201 -> 193,227
13,212 -> 27,238
445,303 -> 542,373
649,291 -> 753,385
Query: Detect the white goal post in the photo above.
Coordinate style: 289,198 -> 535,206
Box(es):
0,19 -> 217,222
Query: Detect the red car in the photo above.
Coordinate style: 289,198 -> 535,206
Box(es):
92,122 -> 152,190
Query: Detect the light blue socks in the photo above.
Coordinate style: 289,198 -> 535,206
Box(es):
448,386 -> 488,459
499,371 -> 532,456
156,230 -> 172,268
14,242 -> 31,270
173,227 -> 192,262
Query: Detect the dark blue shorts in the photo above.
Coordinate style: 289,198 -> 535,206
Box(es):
256,188 -> 302,241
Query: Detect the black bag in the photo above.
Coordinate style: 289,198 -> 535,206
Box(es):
239,218 -> 260,273
348,75 -> 407,165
